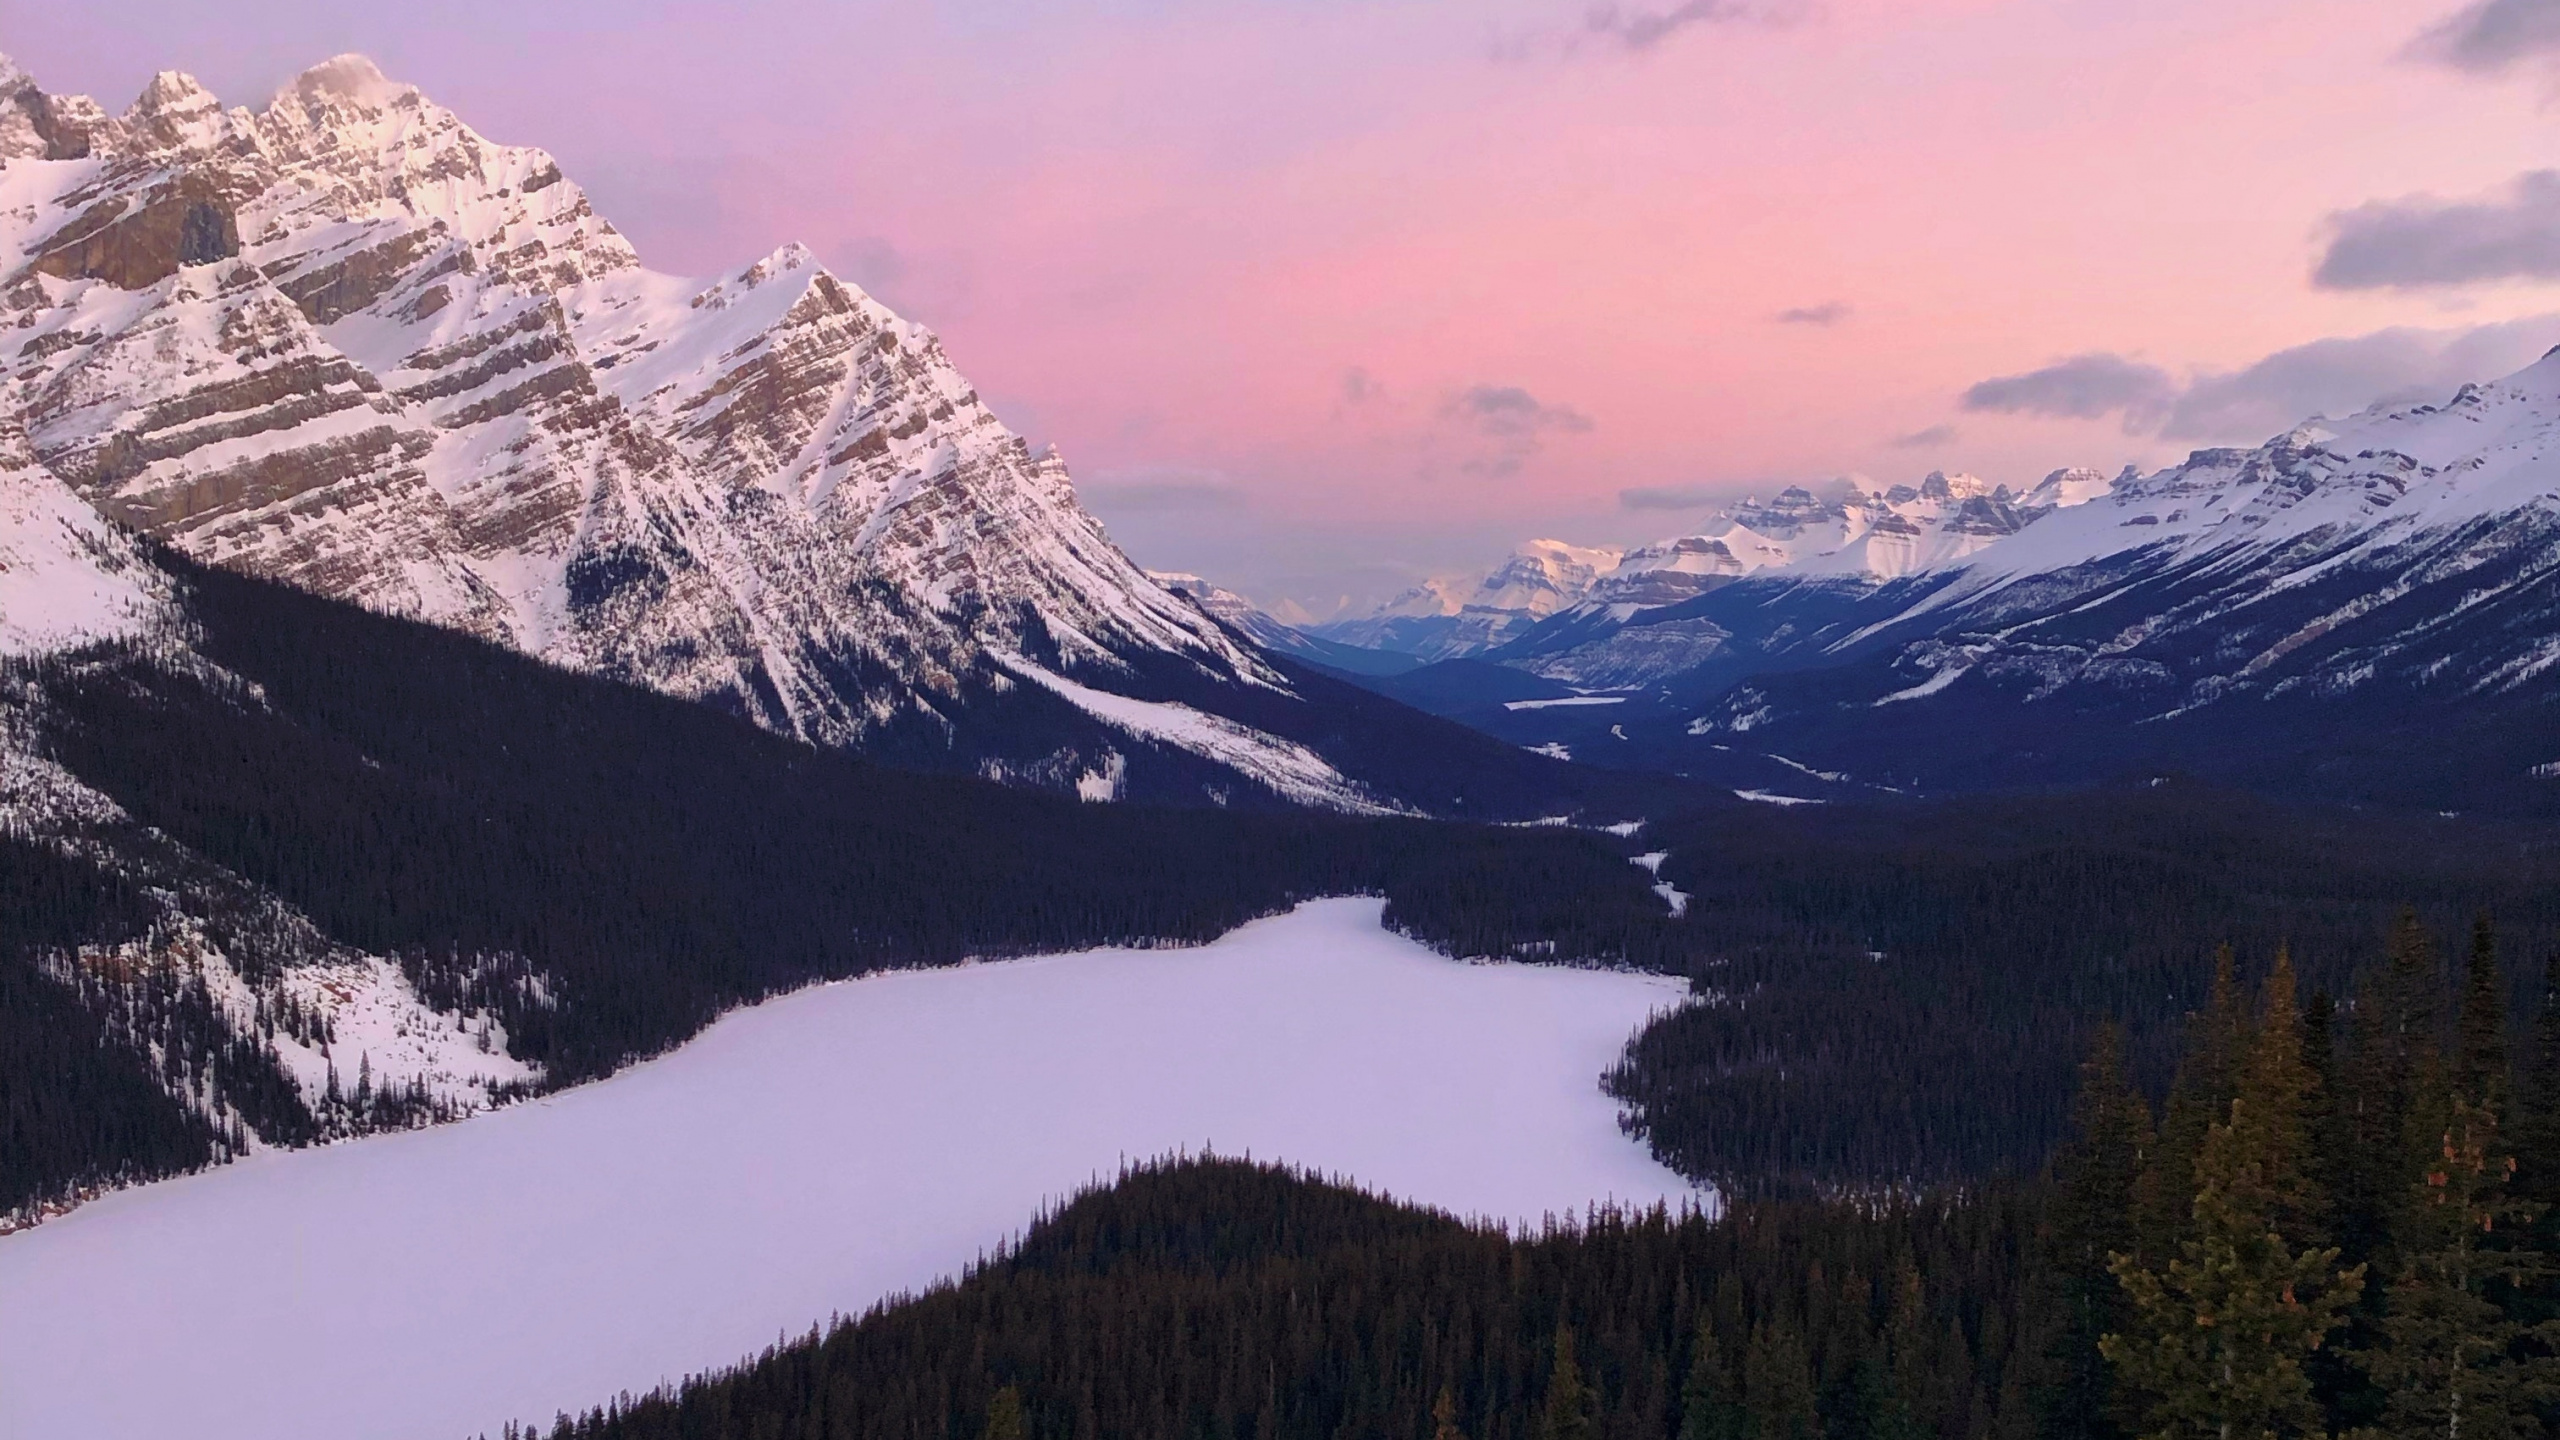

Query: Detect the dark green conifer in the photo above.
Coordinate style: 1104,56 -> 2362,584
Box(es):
1677,1312 -> 1743,1440
2138,946 -> 2250,1266
2362,1094 -> 2557,1440
1539,1325 -> 1595,1440
2046,1024 -> 2151,1440
983,1384 -> 1029,1440
2105,972 -> 2364,1440
1742,1316 -> 1820,1440
2454,916 -> 2510,1121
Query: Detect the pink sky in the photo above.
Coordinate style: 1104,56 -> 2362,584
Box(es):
10,0 -> 2558,610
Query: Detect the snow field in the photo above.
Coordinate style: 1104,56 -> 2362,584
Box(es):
0,898 -> 1698,1440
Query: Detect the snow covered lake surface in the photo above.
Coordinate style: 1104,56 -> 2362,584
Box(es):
0,898 -> 1698,1440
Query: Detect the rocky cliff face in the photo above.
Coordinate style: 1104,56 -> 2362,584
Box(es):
0,53 -> 1454,807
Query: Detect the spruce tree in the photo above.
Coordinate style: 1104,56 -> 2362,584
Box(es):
1432,1386 -> 1466,1440
1883,1262 -> 1940,1440
2454,917 -> 2509,1121
1540,1325 -> 1596,1440
2140,947 -> 2251,1266
2104,990 -> 2365,1440
2516,954 -> 2560,1210
2300,988 -> 2346,1240
2360,1095 -> 2558,1440
2047,1024 -> 2153,1440
983,1385 -> 1029,1440
2338,910 -> 2443,1278
2229,950 -> 2326,1247
1742,1317 -> 1821,1440
1678,1312 -> 1745,1440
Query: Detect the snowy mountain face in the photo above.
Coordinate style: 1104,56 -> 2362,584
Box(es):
1314,539 -> 1625,661
1411,353 -> 2560,812
0,422 -> 168,655
0,53 -> 1547,814
1314,472 -> 2101,688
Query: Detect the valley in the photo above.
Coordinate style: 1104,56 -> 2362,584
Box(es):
3,14 -> 2559,1440
0,900 -> 1692,1440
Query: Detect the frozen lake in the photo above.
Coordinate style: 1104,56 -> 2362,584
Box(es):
0,898 -> 1698,1440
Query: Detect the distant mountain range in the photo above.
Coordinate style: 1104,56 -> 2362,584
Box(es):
1259,356 -> 2560,813
0,50 -> 1621,820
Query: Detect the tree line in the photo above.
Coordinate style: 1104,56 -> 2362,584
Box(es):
1611,788 -> 2560,1196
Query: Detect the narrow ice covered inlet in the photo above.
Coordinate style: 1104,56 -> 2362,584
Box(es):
0,899 -> 1696,1440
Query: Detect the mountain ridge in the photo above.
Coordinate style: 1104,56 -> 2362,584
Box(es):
0,50 -> 1617,818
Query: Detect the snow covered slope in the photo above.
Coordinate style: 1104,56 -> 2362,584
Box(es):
0,51 -> 1549,814
1677,351 -> 2560,756
1314,474 -> 2102,684
0,899 -> 1694,1440
1441,350 -> 2560,811
0,422 -> 167,655
1316,540 -> 1625,660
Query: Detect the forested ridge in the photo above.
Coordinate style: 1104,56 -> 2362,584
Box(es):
524,918 -> 2560,1440
1612,790 -> 2560,1194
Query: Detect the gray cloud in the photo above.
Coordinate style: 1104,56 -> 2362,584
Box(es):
1339,366 -> 1381,406
2315,170 -> 2560,290
1584,1 -> 1754,50
1960,353 -> 2178,431
1446,384 -> 1595,436
1442,384 -> 1595,477
2162,314 -> 2560,440
1888,424 -> 1957,448
1619,483 -> 1728,510
1775,301 -> 1850,326
1958,317 -> 2560,445
2411,0 -> 2560,74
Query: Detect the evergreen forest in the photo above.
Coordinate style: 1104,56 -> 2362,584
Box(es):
524,915 -> 2560,1440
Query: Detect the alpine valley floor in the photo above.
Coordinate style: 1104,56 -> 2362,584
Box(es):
0,899 -> 1695,1440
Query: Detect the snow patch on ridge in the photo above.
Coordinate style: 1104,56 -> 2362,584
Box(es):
0,433 -> 167,657
993,653 -> 1402,814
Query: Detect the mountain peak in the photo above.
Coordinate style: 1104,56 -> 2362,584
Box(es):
117,68 -> 232,152
288,53 -> 407,106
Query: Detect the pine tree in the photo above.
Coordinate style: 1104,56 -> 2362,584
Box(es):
1742,1316 -> 1820,1440
1540,1325 -> 1596,1440
2338,911 -> 2443,1277
984,1384 -> 1029,1440
1432,1386 -> 1466,1440
2140,947 -> 2251,1267
2454,917 -> 2509,1121
1678,1312 -> 1744,1440
2361,1095 -> 2558,1440
2516,954 -> 2560,1210
2047,1024 -> 2153,1440
2104,990 -> 2366,1440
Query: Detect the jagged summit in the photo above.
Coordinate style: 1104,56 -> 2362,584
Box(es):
0,47 -> 1566,814
287,52 -> 409,106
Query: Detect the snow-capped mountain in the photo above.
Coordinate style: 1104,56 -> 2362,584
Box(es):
0,52 -> 1593,816
1416,351 -> 2560,812
1315,540 -> 1625,660
1316,470 -> 2111,688
1688,350 -> 2560,735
